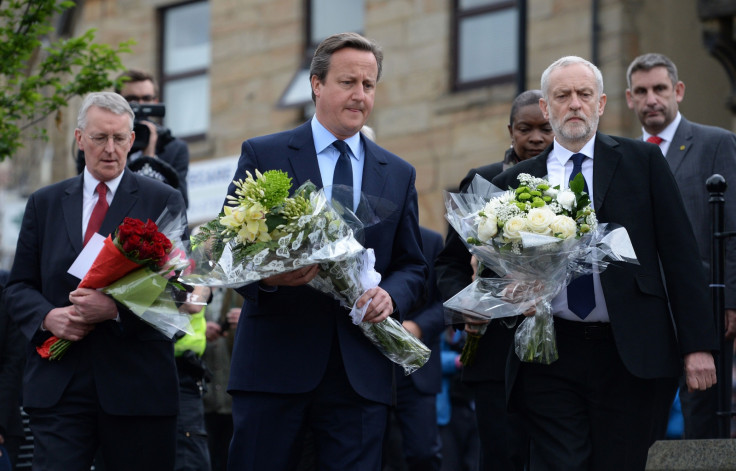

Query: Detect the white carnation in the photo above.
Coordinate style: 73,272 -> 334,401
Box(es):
557,190 -> 576,211
503,216 -> 527,241
550,215 -> 577,239
477,213 -> 498,242
544,187 -> 559,199
526,207 -> 556,235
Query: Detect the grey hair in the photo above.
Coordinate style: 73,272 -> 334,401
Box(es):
541,56 -> 604,101
77,92 -> 134,131
626,53 -> 678,89
309,32 -> 383,103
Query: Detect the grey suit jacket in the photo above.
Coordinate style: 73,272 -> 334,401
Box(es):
665,117 -> 736,308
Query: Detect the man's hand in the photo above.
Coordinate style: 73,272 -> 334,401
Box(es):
402,320 -> 422,339
180,285 -> 210,315
261,265 -> 319,287
68,288 -> 118,324
205,321 -> 222,341
141,120 -> 159,157
43,305 -> 95,341
683,351 -> 717,392
464,317 -> 489,334
725,309 -> 736,339
225,307 -> 241,330
357,287 -> 394,323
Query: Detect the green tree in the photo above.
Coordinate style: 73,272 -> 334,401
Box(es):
0,0 -> 133,161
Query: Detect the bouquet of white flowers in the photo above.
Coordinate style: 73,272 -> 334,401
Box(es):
444,173 -> 637,364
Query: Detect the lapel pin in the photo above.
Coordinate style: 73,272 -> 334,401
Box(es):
680,145 -> 685,151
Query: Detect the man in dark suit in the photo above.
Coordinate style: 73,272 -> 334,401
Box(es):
492,56 -> 718,471
383,226 -> 445,471
626,52 -> 736,439
5,92 -> 188,471
225,32 -> 427,471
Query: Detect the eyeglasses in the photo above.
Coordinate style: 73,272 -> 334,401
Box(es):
86,133 -> 131,148
123,94 -> 156,103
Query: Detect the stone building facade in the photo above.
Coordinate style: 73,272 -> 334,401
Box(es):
1,0 -> 733,266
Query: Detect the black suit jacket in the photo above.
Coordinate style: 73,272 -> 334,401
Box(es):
5,170 -> 187,414
492,133 -> 718,381
227,121 -> 427,405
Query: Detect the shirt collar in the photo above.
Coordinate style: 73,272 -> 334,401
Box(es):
550,135 -> 597,167
311,116 -> 362,160
643,111 -> 681,143
83,167 -> 124,198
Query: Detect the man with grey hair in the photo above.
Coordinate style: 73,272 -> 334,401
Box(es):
493,56 -> 717,470
626,52 -> 736,439
5,91 -> 187,470
225,32 -> 426,470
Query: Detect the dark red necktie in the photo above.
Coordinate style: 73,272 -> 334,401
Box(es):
84,182 -> 108,245
646,135 -> 663,145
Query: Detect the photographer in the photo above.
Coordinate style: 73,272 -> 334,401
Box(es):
116,69 -> 190,207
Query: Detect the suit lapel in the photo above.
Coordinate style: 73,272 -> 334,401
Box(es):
286,121 -> 323,189
666,118 -> 693,175
62,175 -> 85,253
360,136 -> 389,202
103,170 -> 138,236
592,133 -> 622,212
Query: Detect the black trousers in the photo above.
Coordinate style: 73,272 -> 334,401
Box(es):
512,318 -> 677,471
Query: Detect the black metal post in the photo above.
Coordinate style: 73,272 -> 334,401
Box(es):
707,174 -> 734,438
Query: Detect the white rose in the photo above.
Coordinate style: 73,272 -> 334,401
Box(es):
503,215 -> 527,241
477,214 -> 498,242
557,190 -> 576,211
550,215 -> 578,239
526,207 -> 556,235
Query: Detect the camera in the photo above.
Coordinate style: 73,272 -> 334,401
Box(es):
129,102 -> 173,153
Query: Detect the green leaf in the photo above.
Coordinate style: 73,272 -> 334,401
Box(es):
569,172 -> 585,194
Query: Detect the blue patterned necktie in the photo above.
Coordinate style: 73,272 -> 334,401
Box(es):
332,140 -> 353,211
566,153 -> 596,319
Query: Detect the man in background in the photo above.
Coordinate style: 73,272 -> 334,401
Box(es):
626,52 -> 736,438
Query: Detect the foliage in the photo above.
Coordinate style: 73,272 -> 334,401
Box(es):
0,0 -> 133,160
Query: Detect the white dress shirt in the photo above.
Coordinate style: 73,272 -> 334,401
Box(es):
546,136 -> 610,322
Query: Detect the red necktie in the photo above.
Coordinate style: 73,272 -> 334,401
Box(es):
84,182 -> 109,245
646,135 -> 663,145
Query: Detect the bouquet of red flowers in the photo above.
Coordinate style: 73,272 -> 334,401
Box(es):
38,214 -> 197,360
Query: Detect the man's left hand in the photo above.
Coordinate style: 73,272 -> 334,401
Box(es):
725,309 -> 736,339
69,288 -> 118,323
357,287 -> 394,323
683,351 -> 717,392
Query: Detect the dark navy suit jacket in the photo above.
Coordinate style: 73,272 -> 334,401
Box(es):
227,121 -> 427,405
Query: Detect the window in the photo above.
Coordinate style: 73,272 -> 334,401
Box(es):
452,0 -> 522,91
160,1 -> 211,139
278,0 -> 365,108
